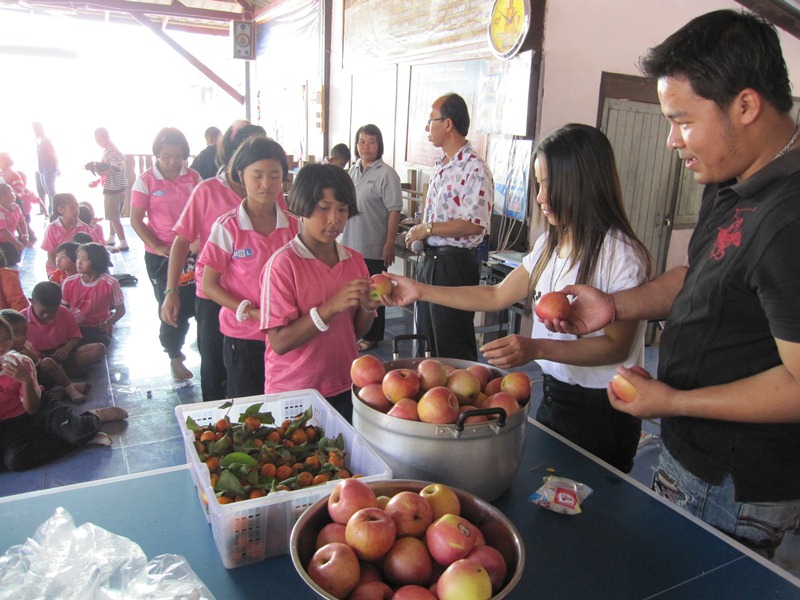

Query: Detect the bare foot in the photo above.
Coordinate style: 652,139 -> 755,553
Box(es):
171,356 -> 194,381
88,432 -> 112,446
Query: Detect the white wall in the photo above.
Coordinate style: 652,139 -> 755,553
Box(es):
538,0 -> 800,136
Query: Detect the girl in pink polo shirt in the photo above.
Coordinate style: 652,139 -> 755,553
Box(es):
61,243 -> 126,346
130,128 -> 201,382
41,193 -> 100,275
261,164 -> 379,422
199,136 -> 299,398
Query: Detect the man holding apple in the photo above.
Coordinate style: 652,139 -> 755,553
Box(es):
404,93 -> 493,361
551,10 -> 800,558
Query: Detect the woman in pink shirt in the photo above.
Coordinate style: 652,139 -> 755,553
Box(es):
130,128 -> 201,381
199,136 -> 298,398
162,121 -> 266,401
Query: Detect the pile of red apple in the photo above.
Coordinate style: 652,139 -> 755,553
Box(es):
304,478 -> 508,599
351,355 -> 531,425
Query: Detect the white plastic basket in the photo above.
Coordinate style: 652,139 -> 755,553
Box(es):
175,390 -> 392,568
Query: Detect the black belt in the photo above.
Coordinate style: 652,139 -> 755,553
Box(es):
422,245 -> 476,256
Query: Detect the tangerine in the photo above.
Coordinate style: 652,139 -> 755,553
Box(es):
297,472 -> 314,487
215,418 -> 228,432
217,495 -> 234,505
275,484 -> 290,492
243,416 -> 261,432
205,456 -> 220,473
267,430 -> 282,444
249,488 -> 267,499
290,429 -> 308,445
304,426 -> 319,442
327,452 -> 345,468
199,430 -> 216,443
304,455 -> 321,471
312,473 -> 330,485
276,465 -> 293,480
260,463 -> 277,478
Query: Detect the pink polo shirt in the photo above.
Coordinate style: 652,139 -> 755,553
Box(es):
0,203 -> 22,235
0,353 -> 40,421
199,201 -> 298,340
41,218 -> 100,252
172,174 -> 242,299
61,273 -> 124,327
22,305 -> 82,353
260,237 -> 369,397
130,164 -> 200,253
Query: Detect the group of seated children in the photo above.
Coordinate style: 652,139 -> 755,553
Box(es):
0,193 -> 128,471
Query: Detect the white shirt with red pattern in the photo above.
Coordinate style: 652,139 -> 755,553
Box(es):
199,201 -> 298,340
61,273 -> 124,328
423,142 -> 493,248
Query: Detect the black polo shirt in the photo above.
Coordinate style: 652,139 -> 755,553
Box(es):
659,149 -> 800,502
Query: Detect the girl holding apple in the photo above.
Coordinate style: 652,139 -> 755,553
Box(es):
198,136 -> 298,398
260,164 -> 378,422
385,124 -> 652,472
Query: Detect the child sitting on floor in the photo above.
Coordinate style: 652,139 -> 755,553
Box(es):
61,243 -> 125,346
0,183 -> 27,254
0,249 -> 28,311
48,241 -> 79,286
1,309 -> 91,404
79,201 -> 105,244
22,281 -> 106,376
0,314 -> 127,471
41,193 -> 100,275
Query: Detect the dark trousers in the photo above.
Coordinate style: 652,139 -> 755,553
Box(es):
536,374 -> 642,473
362,258 -> 386,342
0,396 -> 100,471
144,252 -> 195,359
196,296 -> 227,402
414,249 -> 479,361
326,390 -> 352,424
223,336 -> 265,399
36,171 -> 56,213
80,325 -> 110,347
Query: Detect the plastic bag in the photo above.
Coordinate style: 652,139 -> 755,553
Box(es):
528,476 -> 593,515
0,507 -> 214,600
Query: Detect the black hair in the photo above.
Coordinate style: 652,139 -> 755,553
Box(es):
0,309 -> 25,326
639,9 -> 793,113
353,125 -> 384,160
289,163 -> 359,218
31,281 -> 62,307
439,94 -> 471,137
530,123 -> 652,290
78,242 -> 111,274
330,143 -> 351,163
217,121 -> 267,168
205,126 -> 221,142
55,241 -> 79,263
78,204 -> 91,226
53,193 -> 76,213
153,127 -> 191,160
229,136 -> 289,184
0,243 -> 20,267
71,232 -> 93,244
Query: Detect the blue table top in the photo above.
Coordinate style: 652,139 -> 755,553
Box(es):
1,419 -> 798,599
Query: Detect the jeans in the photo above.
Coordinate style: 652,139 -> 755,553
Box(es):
653,445 -> 800,558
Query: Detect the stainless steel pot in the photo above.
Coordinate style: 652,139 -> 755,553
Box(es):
351,336 -> 528,501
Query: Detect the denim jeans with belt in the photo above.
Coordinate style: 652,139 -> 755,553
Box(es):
536,374 -> 642,473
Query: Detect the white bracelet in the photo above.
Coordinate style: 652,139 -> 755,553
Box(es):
235,299 -> 252,322
309,307 -> 329,332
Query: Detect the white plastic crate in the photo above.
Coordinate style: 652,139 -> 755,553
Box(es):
175,390 -> 392,568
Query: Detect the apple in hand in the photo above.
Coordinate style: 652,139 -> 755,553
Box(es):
385,490 -> 434,537
466,544 -> 507,593
383,368 -> 421,404
535,291 -> 571,321
316,522 -> 347,549
383,536 -> 434,587
417,386 -> 460,424
307,542 -> 361,599
420,483 -> 461,519
436,558 -> 492,600
388,398 -> 421,421
446,369 -> 482,405
351,354 -> 386,388
369,273 -> 393,301
328,478 -> 378,525
345,507 -> 397,561
500,371 -> 531,403
610,365 -> 653,402
358,382 -> 393,413
426,514 -> 478,566
418,358 -> 448,391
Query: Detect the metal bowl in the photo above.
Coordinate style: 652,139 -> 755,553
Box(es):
290,479 -> 525,599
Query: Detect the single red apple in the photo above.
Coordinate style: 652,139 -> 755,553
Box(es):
393,585 -> 438,600
383,536 -> 434,587
387,398 -> 421,421
351,354 -> 386,388
466,544 -> 507,593
436,558 -> 492,600
417,386 -> 460,424
485,391 -> 521,417
385,490 -> 434,538
349,580 -> 393,600
358,382 -> 393,413
446,369 -> 482,405
500,371 -> 531,403
466,364 -> 492,391
420,483 -> 461,520
426,514 -> 478,566
383,368 -> 421,403
417,358 -> 448,391
328,478 -> 378,525
369,273 -> 393,301
306,542 -> 361,599
345,507 -> 397,561
484,377 -> 503,397
534,291 -> 571,321
315,522 -> 347,549
611,366 -> 652,402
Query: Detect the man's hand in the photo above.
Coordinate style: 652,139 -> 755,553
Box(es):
544,284 -> 615,335
607,365 -> 676,419
383,274 -> 419,306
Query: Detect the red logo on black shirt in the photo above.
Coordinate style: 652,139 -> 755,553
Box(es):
710,207 -> 755,260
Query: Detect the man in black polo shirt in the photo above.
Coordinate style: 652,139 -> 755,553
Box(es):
552,10 -> 800,558
404,93 -> 493,361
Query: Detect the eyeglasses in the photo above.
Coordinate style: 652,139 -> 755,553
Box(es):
426,117 -> 447,126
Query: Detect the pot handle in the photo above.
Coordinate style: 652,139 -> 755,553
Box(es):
392,334 -> 431,360
455,407 -> 507,432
